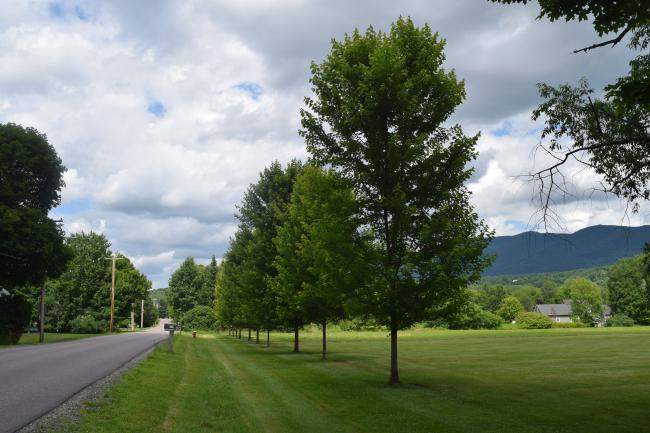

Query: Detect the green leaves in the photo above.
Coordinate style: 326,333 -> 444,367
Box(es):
168,257 -> 217,322
562,277 -> 605,325
489,0 -> 650,36
216,160 -> 303,331
607,255 -> 650,324
492,1 -> 650,216
273,166 -> 366,327
0,123 -> 65,213
301,17 -> 492,329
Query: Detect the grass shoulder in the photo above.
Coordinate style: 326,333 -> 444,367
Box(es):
61,326 -> 650,433
0,332 -> 97,347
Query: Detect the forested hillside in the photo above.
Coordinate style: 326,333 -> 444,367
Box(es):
484,225 -> 650,276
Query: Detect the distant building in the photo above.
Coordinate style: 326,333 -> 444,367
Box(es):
535,300 -> 612,325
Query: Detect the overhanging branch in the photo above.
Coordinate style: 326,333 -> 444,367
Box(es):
574,25 -> 633,54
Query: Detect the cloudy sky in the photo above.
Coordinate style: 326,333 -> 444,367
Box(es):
2,0 -> 646,287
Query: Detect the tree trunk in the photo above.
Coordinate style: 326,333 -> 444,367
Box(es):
322,320 -> 327,360
389,320 -> 399,385
248,327 -> 251,341
256,328 -> 259,344
238,328 -> 242,339
293,326 -> 299,353
266,329 -> 270,347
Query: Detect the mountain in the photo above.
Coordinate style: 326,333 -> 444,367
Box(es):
483,225 -> 650,276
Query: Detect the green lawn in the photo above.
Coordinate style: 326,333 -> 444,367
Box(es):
66,327 -> 650,433
0,332 -> 95,346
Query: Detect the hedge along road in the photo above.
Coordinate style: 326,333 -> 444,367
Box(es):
0,324 -> 168,433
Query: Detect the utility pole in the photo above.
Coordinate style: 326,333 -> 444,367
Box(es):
106,253 -> 126,333
38,218 -> 62,344
110,254 -> 117,332
39,277 -> 46,343
140,299 -> 144,329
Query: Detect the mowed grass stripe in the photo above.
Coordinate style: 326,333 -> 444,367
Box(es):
65,327 -> 650,433
213,336 -> 361,433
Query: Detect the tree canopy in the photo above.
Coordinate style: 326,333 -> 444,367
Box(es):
168,257 -> 218,322
0,123 -> 70,342
301,17 -> 493,383
273,165 -> 368,356
45,232 -> 157,331
607,255 -> 649,324
563,277 -> 604,325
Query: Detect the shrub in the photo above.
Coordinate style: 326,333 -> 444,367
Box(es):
497,296 -> 524,322
338,316 -> 382,331
516,312 -> 552,329
447,303 -> 503,330
552,321 -> 587,328
0,292 -> 32,344
181,305 -> 216,330
70,314 -> 106,334
606,313 -> 635,327
117,318 -> 131,329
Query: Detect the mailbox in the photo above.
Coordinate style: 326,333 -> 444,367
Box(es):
164,323 -> 177,332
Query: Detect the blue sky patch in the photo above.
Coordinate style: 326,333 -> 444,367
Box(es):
234,82 -> 263,100
148,100 -> 166,118
74,5 -> 89,21
48,3 -> 90,21
491,120 -> 512,137
505,220 -> 527,232
56,198 -> 91,215
526,126 -> 543,137
48,2 -> 65,18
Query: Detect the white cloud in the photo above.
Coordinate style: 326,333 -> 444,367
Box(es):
1,0 -> 643,287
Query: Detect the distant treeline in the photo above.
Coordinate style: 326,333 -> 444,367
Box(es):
472,252 -> 650,325
479,265 -> 612,288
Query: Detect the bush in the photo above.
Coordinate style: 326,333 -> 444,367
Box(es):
181,306 -> 216,330
516,312 -> 553,329
497,296 -> 524,322
447,303 -> 503,330
606,313 -> 635,327
117,318 -> 131,329
552,321 -> 587,328
0,292 -> 32,344
338,316 -> 382,331
70,314 -> 106,334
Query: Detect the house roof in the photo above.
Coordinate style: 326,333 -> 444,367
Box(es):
536,304 -> 571,316
535,303 -> 612,316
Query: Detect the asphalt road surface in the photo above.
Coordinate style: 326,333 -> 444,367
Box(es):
0,325 -> 168,433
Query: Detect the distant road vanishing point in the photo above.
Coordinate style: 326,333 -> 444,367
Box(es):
0,326 -> 167,433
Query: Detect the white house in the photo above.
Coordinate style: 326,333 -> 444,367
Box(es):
535,300 -> 612,325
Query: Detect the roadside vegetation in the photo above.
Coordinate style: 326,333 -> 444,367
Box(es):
65,328 -> 650,433
0,332 -> 94,347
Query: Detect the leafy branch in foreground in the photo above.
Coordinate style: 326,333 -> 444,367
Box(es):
491,1 -> 650,228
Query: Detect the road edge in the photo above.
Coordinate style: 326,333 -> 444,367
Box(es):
17,339 -> 165,433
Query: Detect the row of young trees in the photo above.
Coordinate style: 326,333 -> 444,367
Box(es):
215,18 -> 494,384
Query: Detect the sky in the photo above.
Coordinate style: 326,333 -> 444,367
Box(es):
2,0 -> 647,288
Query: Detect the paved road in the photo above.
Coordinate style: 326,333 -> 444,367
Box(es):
0,325 -> 168,433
